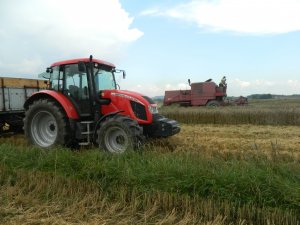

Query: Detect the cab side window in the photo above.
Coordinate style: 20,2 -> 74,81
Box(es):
50,66 -> 62,91
64,64 -> 89,101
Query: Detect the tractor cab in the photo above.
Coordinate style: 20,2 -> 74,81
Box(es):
39,57 -> 121,119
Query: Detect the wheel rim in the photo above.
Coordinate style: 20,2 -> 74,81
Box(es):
104,126 -> 130,153
31,111 -> 58,147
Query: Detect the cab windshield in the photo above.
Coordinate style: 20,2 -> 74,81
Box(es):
94,64 -> 116,90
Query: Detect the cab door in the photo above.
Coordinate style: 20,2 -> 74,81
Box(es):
63,64 -> 91,117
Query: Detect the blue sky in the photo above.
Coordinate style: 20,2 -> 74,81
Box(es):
1,0 -> 300,97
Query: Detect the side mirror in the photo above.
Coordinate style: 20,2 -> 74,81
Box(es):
188,79 -> 191,86
38,72 -> 50,79
112,69 -> 126,79
46,67 -> 53,73
78,62 -> 86,72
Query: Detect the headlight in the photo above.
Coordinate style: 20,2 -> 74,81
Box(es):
148,105 -> 158,114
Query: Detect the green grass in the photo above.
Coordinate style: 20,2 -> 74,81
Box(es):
0,144 -> 299,212
2,166 -> 296,225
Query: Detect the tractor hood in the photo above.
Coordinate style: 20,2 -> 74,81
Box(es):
103,89 -> 155,105
100,89 -> 158,124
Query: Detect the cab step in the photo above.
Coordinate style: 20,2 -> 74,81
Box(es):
78,121 -> 94,146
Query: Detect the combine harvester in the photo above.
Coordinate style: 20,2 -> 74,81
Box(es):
164,77 -> 247,107
0,56 -> 180,153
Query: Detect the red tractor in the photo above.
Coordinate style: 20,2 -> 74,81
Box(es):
164,78 -> 227,107
23,56 -> 180,153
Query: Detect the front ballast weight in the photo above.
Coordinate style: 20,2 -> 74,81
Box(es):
143,114 -> 180,138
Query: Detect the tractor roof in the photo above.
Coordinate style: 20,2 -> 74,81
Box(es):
51,58 -> 115,68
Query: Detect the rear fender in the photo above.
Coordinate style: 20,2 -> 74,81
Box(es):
24,90 -> 79,119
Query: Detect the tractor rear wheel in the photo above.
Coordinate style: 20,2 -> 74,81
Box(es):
97,115 -> 144,153
206,100 -> 221,107
24,99 -> 71,148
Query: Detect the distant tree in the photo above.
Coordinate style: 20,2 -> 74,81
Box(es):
248,94 -> 273,99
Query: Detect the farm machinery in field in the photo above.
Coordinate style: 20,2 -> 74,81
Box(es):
164,77 -> 227,107
0,56 -> 180,153
164,77 -> 248,107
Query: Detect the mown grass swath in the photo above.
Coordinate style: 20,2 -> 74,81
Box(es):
0,144 -> 299,224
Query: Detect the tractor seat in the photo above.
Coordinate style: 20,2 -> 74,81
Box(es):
68,85 -> 80,99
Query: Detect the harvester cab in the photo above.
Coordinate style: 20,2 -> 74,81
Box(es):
24,56 -> 180,153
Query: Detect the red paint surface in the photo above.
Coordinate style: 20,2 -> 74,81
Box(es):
31,90 -> 79,119
51,58 -> 115,68
101,90 -> 154,124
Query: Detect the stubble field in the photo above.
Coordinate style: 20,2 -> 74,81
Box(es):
0,99 -> 299,224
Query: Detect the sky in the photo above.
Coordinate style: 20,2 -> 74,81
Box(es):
0,0 -> 300,97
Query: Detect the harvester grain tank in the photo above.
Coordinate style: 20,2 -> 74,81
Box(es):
0,56 -> 180,153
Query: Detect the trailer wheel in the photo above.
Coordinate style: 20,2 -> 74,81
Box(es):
97,115 -> 144,153
206,100 -> 220,107
24,99 -> 71,148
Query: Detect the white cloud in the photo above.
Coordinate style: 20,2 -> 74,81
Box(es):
229,78 -> 300,96
13,59 -> 43,75
121,82 -> 191,97
233,79 -> 251,88
165,84 -> 173,91
231,78 -> 276,90
0,0 -> 143,75
144,0 -> 300,34
229,79 -> 279,88
123,83 -> 162,97
164,83 -> 190,91
287,80 -> 300,89
139,8 -> 160,16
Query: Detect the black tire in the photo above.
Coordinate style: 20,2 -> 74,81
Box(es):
97,115 -> 144,153
24,99 -> 71,148
206,100 -> 221,107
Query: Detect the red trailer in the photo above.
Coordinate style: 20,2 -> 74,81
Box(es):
164,78 -> 227,107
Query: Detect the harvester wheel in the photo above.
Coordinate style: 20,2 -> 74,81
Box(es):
97,115 -> 144,153
206,100 -> 220,107
24,99 -> 71,148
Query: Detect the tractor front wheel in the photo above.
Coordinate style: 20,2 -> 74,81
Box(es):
97,115 -> 144,153
24,99 -> 71,148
